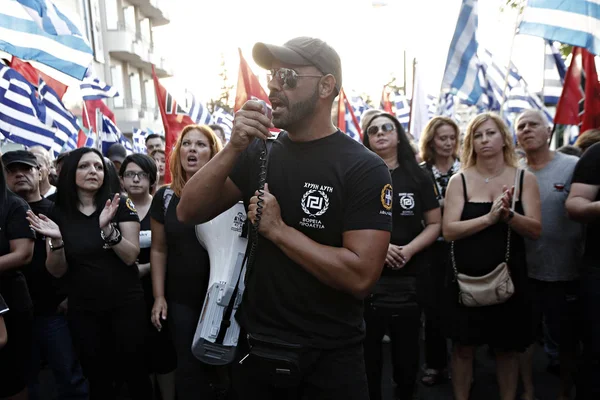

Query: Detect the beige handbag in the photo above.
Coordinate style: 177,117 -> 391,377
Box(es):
450,169 -> 521,307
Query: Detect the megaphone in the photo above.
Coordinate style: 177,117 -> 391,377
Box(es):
192,202 -> 248,365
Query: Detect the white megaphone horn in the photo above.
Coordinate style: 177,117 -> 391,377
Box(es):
192,202 -> 248,365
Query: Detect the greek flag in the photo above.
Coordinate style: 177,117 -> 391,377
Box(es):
188,94 -> 213,125
0,64 -> 56,150
394,92 -> 410,129
441,0 -> 484,105
543,41 -> 566,105
211,107 -> 234,141
132,128 -> 147,154
519,0 -> 600,56
0,0 -> 93,79
348,95 -> 372,124
83,130 -> 96,149
80,75 -> 119,101
99,114 -> 122,155
63,129 -> 78,152
38,78 -> 80,156
437,92 -> 456,118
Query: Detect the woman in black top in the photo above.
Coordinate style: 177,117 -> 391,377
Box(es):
418,116 -> 461,385
27,147 -> 152,400
443,113 -> 541,400
119,154 -> 176,400
362,113 -> 442,400
0,158 -> 35,399
150,124 -> 223,400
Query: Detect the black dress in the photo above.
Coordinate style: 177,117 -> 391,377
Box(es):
443,173 -> 532,352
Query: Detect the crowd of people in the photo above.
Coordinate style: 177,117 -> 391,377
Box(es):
0,36 -> 599,400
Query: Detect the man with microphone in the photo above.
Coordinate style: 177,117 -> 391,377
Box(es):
177,37 -> 392,399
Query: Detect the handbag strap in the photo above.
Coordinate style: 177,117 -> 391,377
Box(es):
451,168 -> 521,280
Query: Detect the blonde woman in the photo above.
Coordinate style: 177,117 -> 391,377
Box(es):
442,113 -> 541,400
418,116 -> 461,386
150,125 -> 222,400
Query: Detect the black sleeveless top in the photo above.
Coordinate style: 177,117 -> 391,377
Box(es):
443,170 -> 533,351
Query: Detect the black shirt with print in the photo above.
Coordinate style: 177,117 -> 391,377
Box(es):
383,168 -> 439,277
572,142 -> 600,265
22,198 -> 66,315
0,191 -> 34,312
150,187 -> 210,310
54,196 -> 143,311
229,131 -> 393,349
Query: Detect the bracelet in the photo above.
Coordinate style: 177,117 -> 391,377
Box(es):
49,239 -> 64,251
101,223 -> 122,249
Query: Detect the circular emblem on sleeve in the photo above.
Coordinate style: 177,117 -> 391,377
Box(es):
381,184 -> 393,211
126,198 -> 137,212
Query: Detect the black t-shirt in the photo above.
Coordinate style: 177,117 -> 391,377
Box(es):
381,168 -> 439,277
229,131 -> 393,349
23,198 -> 66,315
572,142 -> 600,265
138,212 -> 153,306
150,187 -> 210,309
54,196 -> 143,311
0,191 -> 34,312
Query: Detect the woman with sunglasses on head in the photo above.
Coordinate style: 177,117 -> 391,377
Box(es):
362,112 -> 442,400
150,124 -> 223,400
417,116 -> 461,386
26,147 -> 152,400
442,113 -> 541,400
0,157 -> 35,400
119,154 -> 176,400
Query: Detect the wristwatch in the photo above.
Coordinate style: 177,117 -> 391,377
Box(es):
506,209 -> 515,221
49,239 -> 64,251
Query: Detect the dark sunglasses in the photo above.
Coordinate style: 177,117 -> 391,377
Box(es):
367,122 -> 396,136
268,68 -> 323,89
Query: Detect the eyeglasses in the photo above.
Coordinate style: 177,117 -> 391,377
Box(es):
123,171 -> 149,180
267,68 -> 323,89
366,122 -> 395,136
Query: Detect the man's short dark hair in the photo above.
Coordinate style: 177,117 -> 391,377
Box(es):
209,124 -> 224,134
145,133 -> 165,144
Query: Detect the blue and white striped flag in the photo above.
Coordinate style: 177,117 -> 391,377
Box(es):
83,130 -> 96,149
441,0 -> 484,105
0,64 -> 56,150
437,92 -> 456,118
132,128 -> 147,154
394,92 -> 410,129
348,95 -> 372,124
80,72 -> 119,100
188,94 -> 213,125
38,78 -> 80,156
0,0 -> 93,80
99,114 -> 122,155
519,0 -> 600,56
211,107 -> 234,141
542,40 -> 566,105
63,129 -> 78,152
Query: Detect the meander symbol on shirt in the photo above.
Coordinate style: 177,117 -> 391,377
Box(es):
300,182 -> 333,230
399,192 -> 415,216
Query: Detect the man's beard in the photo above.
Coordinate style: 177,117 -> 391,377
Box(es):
273,86 -> 320,131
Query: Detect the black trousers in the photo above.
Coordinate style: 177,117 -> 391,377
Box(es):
231,333 -> 369,400
363,301 -> 421,400
424,311 -> 448,370
68,299 -> 152,400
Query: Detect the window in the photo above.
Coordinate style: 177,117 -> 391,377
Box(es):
123,5 -> 136,33
140,18 -> 151,45
130,70 -> 142,106
105,0 -> 118,30
111,64 -> 124,108
144,79 -> 156,110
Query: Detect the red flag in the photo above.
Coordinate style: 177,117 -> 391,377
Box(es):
10,57 -> 68,99
337,88 -> 363,141
555,47 -> 600,132
82,99 -> 115,131
153,65 -> 194,183
234,48 -> 271,112
381,86 -> 394,114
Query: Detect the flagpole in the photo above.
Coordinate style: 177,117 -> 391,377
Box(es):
407,58 -> 417,134
499,11 -> 521,118
81,99 -> 92,133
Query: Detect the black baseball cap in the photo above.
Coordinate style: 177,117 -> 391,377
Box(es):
1,150 -> 39,168
253,37 -> 342,93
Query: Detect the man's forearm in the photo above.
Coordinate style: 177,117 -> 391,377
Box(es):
270,225 -> 384,299
566,198 -> 600,222
178,144 -> 243,224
